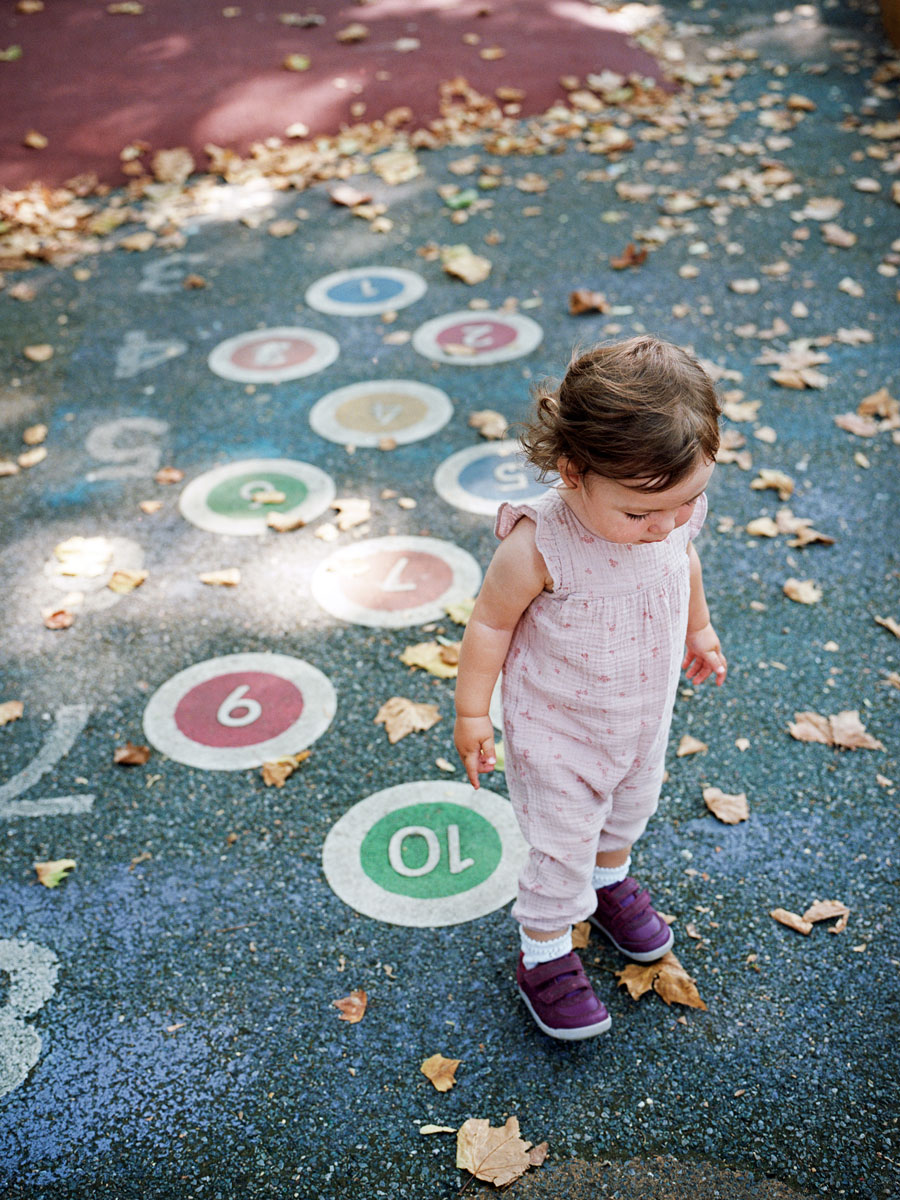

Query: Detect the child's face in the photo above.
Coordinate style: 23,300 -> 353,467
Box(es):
558,457 -> 715,545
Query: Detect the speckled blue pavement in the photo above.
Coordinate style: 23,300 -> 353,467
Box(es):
1,2 -> 898,1198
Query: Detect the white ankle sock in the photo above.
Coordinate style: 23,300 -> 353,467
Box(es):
520,927 -> 573,970
592,856 -> 631,889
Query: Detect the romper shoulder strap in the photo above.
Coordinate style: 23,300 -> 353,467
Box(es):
495,492 -> 572,594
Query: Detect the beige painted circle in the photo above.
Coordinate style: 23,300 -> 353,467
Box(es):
309,380 -> 453,447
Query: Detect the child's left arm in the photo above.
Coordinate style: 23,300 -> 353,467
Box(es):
683,541 -> 727,687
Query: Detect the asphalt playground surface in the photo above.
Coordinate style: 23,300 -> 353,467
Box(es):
1,2 -> 899,1198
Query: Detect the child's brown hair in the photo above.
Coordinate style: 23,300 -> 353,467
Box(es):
520,335 -> 721,493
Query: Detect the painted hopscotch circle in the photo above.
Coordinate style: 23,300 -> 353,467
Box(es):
309,380 -> 453,447
311,536 -> 481,628
434,440 -> 550,516
143,653 -> 336,770
178,458 -> 335,536
208,327 -> 339,383
305,267 -> 427,316
322,781 -> 528,927
412,311 -> 543,366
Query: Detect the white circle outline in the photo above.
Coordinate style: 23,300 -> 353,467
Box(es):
305,267 -> 427,316
309,379 -> 453,447
310,535 -> 482,628
143,653 -> 337,770
433,440 -> 550,516
207,327 -> 340,382
178,458 -> 336,536
412,310 -> 543,365
322,781 -> 528,927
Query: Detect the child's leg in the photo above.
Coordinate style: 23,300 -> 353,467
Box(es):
589,758 -> 672,962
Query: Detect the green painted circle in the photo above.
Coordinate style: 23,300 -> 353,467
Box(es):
205,472 -> 308,518
360,802 -> 502,899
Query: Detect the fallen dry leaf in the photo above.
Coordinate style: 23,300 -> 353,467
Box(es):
789,709 -> 884,751
22,423 -> 47,446
569,288 -> 610,315
23,343 -> 53,362
875,616 -> 900,639
444,598 -> 475,626
42,607 -> 74,630
771,907 -> 813,935
783,578 -> 822,605
199,569 -> 240,587
331,497 -> 371,531
830,710 -> 885,751
0,700 -> 24,726
419,1124 -> 456,1135
330,183 -> 372,208
375,697 -> 441,744
138,499 -> 163,514
107,568 -> 148,594
152,146 -> 194,183
441,244 -> 492,284
802,899 -> 850,928
571,920 -> 591,949
155,466 -> 184,484
261,750 -> 310,788
336,22 -> 368,42
421,1053 -> 460,1092
609,242 -> 648,270
676,734 -> 708,757
456,1116 -> 548,1188
750,468 -> 794,501
18,446 -> 47,469
35,859 -> 76,888
400,641 -> 460,679
616,952 -> 707,1010
469,409 -> 508,439
267,510 -> 306,532
702,786 -> 749,824
114,741 -> 151,766
332,989 -> 367,1023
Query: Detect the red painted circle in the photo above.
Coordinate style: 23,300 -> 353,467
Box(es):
230,338 -> 316,370
435,320 -> 517,353
336,550 -> 454,612
173,671 -> 304,748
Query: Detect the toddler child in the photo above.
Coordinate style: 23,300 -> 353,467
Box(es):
454,335 -> 727,1040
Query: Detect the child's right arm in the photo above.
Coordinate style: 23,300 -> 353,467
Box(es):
454,517 -> 551,788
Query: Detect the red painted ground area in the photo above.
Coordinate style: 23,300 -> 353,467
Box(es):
0,0 -> 666,190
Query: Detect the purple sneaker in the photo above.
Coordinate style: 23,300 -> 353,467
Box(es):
517,951 -> 611,1040
590,877 -> 674,962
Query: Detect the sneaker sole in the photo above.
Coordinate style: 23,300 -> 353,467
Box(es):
518,987 -> 612,1040
589,916 -> 674,963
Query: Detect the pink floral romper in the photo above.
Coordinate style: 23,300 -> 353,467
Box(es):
496,488 -> 708,931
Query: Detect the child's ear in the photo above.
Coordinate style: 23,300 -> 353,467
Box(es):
557,456 -> 582,490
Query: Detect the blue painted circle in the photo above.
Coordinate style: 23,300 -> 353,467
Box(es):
456,453 -> 545,503
327,276 -> 405,305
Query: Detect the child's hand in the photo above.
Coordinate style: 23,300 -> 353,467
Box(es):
454,715 -> 497,789
683,623 -> 727,687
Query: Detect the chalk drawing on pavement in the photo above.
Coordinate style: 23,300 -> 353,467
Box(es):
309,380 -> 452,447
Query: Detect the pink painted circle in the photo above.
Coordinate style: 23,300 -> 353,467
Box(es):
335,549 -> 454,612
435,320 -> 518,352
229,337 -> 316,370
173,671 -> 304,748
